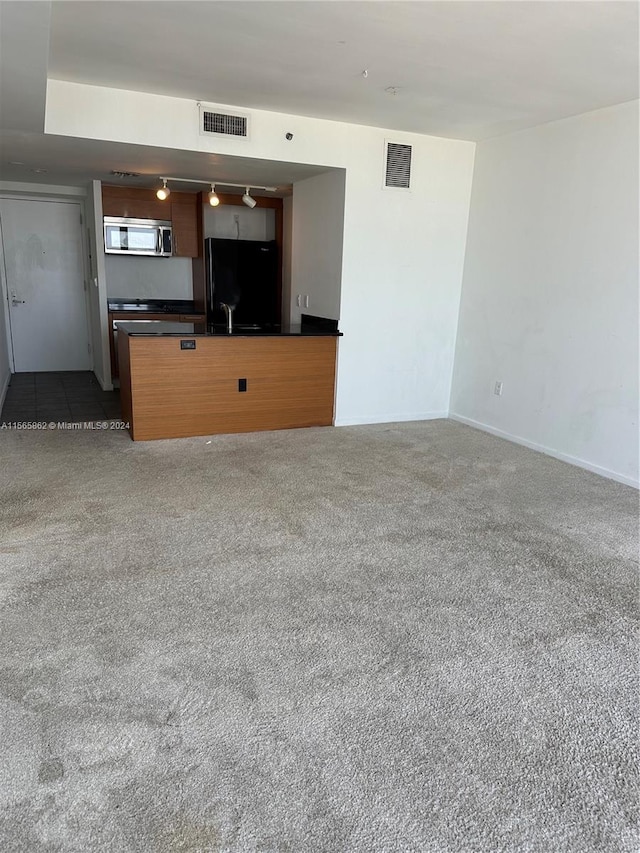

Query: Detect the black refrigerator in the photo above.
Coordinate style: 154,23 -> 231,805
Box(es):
205,238 -> 279,327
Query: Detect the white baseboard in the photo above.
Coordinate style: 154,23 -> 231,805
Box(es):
335,411 -> 448,427
0,368 -> 10,410
94,371 -> 113,392
449,412 -> 639,490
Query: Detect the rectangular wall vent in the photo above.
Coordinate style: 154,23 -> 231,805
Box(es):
199,105 -> 250,139
384,142 -> 412,189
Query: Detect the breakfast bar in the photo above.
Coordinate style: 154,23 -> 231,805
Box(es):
117,320 -> 341,441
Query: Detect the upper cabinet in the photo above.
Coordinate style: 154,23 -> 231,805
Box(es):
170,196 -> 199,258
102,185 -> 167,221
101,185 -> 200,258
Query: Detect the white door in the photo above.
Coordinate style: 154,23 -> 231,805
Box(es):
0,198 -> 91,372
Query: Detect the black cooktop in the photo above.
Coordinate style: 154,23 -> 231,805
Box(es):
108,299 -> 197,314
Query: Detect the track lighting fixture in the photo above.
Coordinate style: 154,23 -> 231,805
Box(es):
156,178 -> 170,200
208,184 -> 219,206
242,187 -> 257,209
155,177 -> 277,206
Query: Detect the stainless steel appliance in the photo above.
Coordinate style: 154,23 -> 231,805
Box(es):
104,216 -> 172,257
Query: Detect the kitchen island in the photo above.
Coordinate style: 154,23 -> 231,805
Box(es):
107,299 -> 207,380
117,320 -> 341,441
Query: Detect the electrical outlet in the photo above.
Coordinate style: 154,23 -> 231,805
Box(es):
494,381 -> 503,396
296,294 -> 302,307
233,214 -> 240,223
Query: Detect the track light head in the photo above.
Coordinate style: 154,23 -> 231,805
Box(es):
208,184 -> 219,206
156,179 -> 170,200
242,187 -> 257,209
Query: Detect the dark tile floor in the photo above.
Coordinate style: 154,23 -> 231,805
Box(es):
1,372 -> 121,423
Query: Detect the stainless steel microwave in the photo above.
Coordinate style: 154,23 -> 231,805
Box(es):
104,216 -> 172,257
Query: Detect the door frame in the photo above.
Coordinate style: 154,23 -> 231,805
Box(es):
0,194 -> 93,374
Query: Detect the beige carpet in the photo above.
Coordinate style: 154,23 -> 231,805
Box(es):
0,420 -> 638,852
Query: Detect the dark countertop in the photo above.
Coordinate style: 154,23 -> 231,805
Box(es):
115,320 -> 342,337
108,299 -> 199,314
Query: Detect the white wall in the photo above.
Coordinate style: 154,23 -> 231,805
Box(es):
203,204 -> 275,241
450,101 -> 639,487
105,255 -> 193,300
0,181 -> 85,198
0,241 -> 11,406
290,170 -> 345,323
85,180 -> 112,389
46,80 -> 476,425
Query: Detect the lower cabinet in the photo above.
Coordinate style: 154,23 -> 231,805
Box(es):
119,334 -> 338,440
108,314 -> 206,379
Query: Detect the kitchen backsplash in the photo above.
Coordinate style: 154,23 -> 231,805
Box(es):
105,255 -> 193,299
204,205 -> 276,241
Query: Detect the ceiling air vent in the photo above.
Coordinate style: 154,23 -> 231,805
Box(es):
384,141 -> 412,189
199,104 -> 250,140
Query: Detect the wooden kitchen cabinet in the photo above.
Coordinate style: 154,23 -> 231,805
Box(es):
118,332 -> 339,441
170,195 -> 199,258
102,186 -> 168,221
101,186 -> 200,257
108,312 -> 205,379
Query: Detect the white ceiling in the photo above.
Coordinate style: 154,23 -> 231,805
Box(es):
0,1 -> 638,189
0,2 -> 50,132
48,0 -> 639,141
0,130 -> 329,192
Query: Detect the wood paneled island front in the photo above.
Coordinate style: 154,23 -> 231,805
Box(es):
117,322 -> 340,440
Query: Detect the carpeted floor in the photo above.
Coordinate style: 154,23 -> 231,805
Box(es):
0,420 -> 637,852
